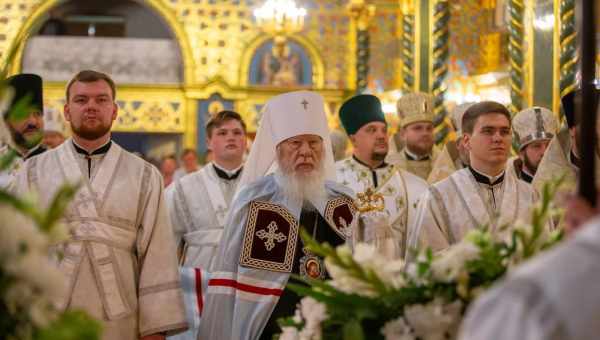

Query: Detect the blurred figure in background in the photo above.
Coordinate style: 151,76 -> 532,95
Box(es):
510,107 -> 558,183
161,154 -> 178,187
427,103 -> 473,184
330,128 -> 348,161
42,107 -> 67,149
173,148 -> 199,181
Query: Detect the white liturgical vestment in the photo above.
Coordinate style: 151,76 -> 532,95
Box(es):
165,162 -> 242,340
336,156 -> 428,257
165,162 -> 241,270
407,167 -> 539,258
15,139 -> 187,339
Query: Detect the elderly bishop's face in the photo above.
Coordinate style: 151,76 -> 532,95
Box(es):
277,134 -> 324,176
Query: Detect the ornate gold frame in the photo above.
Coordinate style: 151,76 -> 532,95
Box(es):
238,33 -> 325,89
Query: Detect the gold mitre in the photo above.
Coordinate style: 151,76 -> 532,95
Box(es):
513,106 -> 558,150
397,92 -> 435,128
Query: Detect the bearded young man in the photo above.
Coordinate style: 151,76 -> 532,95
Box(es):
198,91 -> 357,340
0,74 -> 47,189
407,101 -> 540,258
336,94 -> 427,258
386,92 -> 437,180
509,107 -> 558,183
15,70 -> 187,340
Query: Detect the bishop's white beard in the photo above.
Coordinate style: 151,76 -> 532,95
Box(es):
275,161 -> 327,205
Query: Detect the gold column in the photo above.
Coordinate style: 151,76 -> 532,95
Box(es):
429,0 -> 450,143
508,0 -> 526,112
183,96 -> 197,149
348,0 -> 376,93
400,0 -> 416,92
558,0 -> 577,98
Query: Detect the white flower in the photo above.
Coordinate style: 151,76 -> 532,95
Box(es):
0,204 -> 67,330
0,206 -> 46,259
28,299 -> 53,327
292,309 -> 303,324
325,257 -> 377,297
430,242 -> 480,282
352,244 -> 406,288
279,327 -> 300,340
381,317 -> 416,340
404,298 -> 463,340
326,243 -> 407,296
298,297 -> 326,340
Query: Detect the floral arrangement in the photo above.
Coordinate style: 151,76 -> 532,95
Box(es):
1,41 -> 100,340
278,179 -> 563,340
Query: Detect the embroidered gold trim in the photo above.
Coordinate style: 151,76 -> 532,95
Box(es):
324,196 -> 357,239
239,201 -> 298,273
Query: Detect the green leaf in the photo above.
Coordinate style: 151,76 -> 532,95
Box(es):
34,310 -> 102,340
5,94 -> 36,121
39,183 -> 79,232
0,149 -> 17,171
0,189 -> 45,225
342,320 -> 364,340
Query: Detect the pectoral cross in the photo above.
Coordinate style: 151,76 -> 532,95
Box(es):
301,99 -> 309,110
256,221 -> 287,251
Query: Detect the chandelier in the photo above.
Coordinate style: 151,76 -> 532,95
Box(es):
254,0 -> 306,55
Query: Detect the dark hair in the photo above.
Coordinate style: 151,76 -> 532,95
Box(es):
181,148 -> 196,159
161,154 -> 177,163
206,110 -> 247,138
462,101 -> 511,134
66,70 -> 116,101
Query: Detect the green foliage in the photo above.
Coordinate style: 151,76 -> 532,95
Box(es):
0,148 -> 17,171
33,310 -> 102,340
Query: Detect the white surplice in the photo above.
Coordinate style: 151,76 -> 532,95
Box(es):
165,162 -> 241,270
336,156 -> 428,257
15,139 -> 187,339
165,163 -> 241,340
407,167 -> 539,257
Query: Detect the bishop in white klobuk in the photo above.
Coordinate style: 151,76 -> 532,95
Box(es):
199,91 -> 357,340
